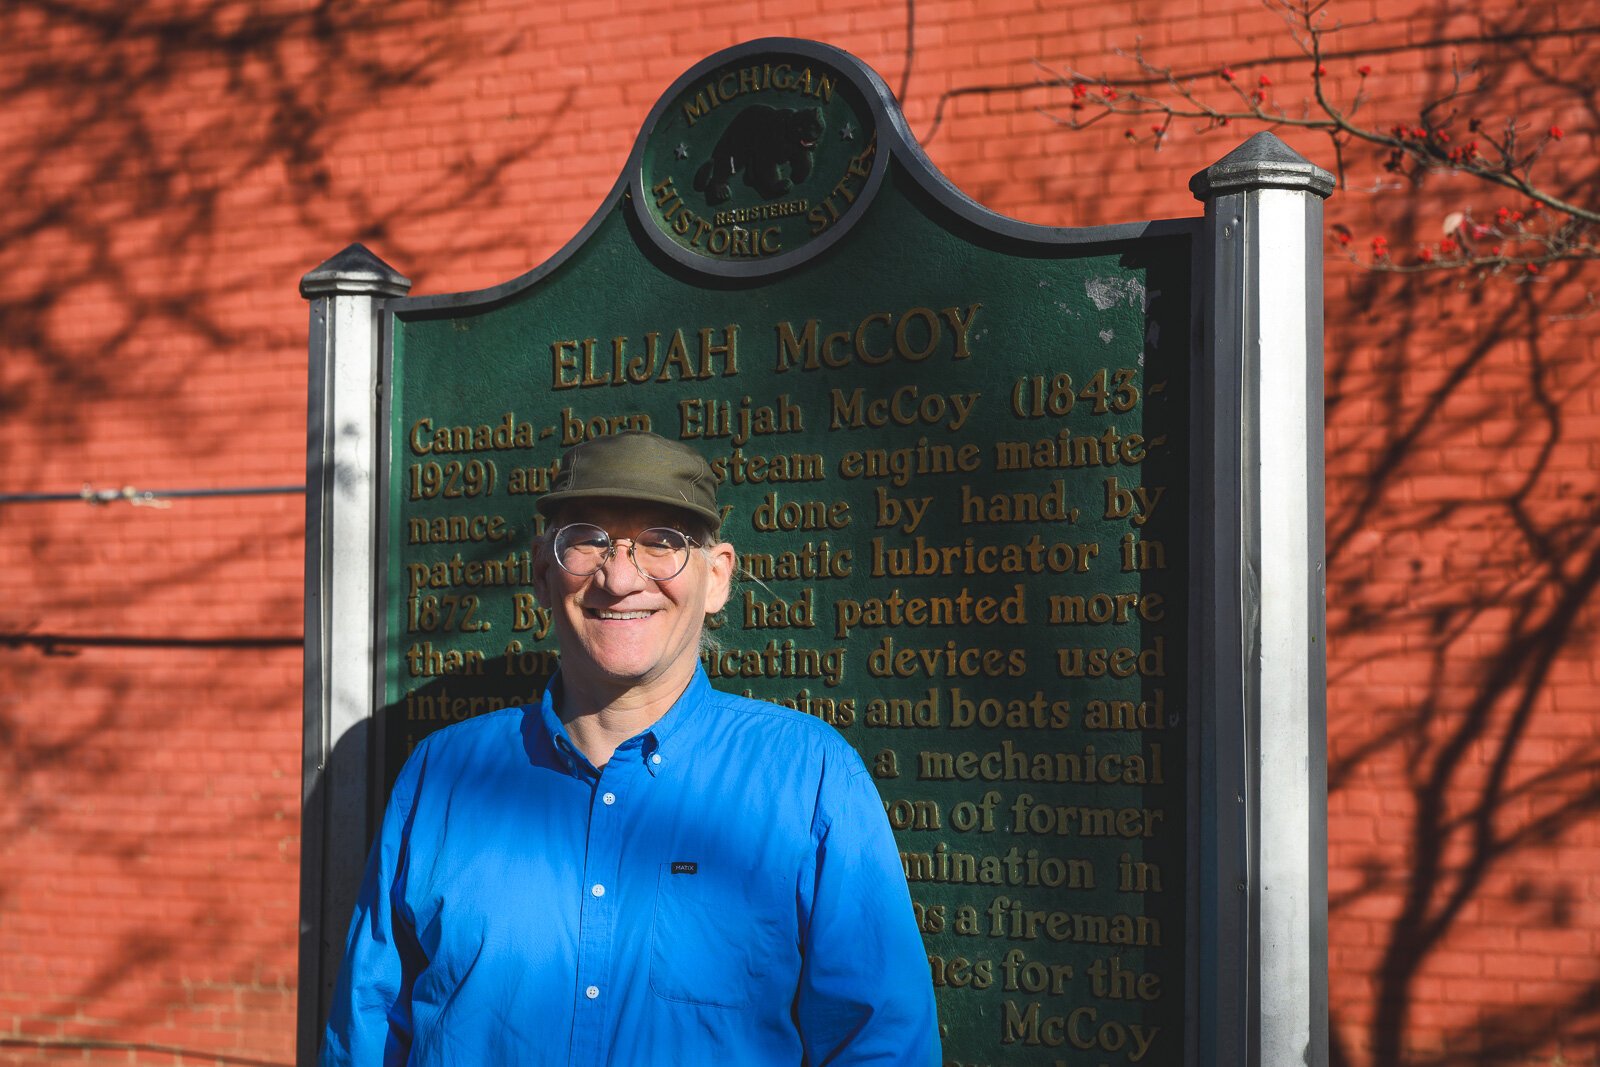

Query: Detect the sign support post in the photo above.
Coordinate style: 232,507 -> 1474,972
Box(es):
1190,132 -> 1333,1067
298,243 -> 411,1067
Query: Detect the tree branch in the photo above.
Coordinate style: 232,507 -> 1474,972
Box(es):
974,0 -> 1598,277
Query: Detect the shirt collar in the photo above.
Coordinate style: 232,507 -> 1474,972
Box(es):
533,666 -> 713,777
644,665 -> 710,753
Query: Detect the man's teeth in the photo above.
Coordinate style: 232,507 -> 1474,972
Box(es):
594,610 -> 653,620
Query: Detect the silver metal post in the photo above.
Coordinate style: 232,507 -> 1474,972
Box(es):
1191,132 -> 1332,1067
297,244 -> 411,1066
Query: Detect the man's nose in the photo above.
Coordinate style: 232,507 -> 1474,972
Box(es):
592,542 -> 649,592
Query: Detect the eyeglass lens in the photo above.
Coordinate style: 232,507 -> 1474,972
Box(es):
553,524 -> 693,580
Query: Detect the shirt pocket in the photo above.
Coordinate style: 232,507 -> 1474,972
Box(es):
649,862 -> 789,1009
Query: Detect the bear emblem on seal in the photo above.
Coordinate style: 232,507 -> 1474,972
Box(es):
692,105 -> 826,204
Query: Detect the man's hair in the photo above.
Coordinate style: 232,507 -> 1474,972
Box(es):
537,505 -> 721,548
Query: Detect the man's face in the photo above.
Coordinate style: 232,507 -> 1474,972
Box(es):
533,500 -> 734,700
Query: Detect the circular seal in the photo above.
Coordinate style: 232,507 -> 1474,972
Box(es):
631,42 -> 886,278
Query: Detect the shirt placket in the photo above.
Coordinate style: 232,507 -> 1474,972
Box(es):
568,740 -> 647,1067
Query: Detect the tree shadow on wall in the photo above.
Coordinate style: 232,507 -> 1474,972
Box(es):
0,0 -> 572,1062
1315,6 -> 1600,1066
1324,268 -> 1600,1067
0,0 -> 574,463
0,646 -> 305,1067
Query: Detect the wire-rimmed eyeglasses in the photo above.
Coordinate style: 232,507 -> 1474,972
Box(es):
549,523 -> 701,581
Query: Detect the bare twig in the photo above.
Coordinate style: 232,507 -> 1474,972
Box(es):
1027,0 -> 1597,277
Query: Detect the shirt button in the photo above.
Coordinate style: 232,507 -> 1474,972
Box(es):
585,985 -> 599,1000
602,792 -> 616,805
591,884 -> 606,898
650,753 -> 662,765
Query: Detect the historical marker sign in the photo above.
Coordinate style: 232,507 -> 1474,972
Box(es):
302,36 -> 1331,1067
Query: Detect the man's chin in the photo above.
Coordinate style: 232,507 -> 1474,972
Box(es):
568,647 -> 683,687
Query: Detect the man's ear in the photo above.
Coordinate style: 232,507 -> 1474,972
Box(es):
701,542 -> 736,615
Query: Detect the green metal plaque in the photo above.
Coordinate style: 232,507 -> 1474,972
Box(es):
379,38 -> 1195,1067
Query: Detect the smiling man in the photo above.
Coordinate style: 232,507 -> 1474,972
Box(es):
321,430 -> 939,1066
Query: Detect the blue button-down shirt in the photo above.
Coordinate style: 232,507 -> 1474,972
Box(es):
321,668 -> 939,1066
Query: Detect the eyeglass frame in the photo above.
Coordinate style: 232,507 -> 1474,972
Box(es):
546,522 -> 705,582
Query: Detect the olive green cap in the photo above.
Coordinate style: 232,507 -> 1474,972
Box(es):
535,430 -> 721,528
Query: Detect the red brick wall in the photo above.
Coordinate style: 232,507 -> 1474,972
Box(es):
0,1 -> 1594,1064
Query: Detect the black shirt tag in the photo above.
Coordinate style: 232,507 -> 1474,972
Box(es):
671,861 -> 698,875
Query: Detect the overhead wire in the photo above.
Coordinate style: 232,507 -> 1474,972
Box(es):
0,484 -> 305,508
